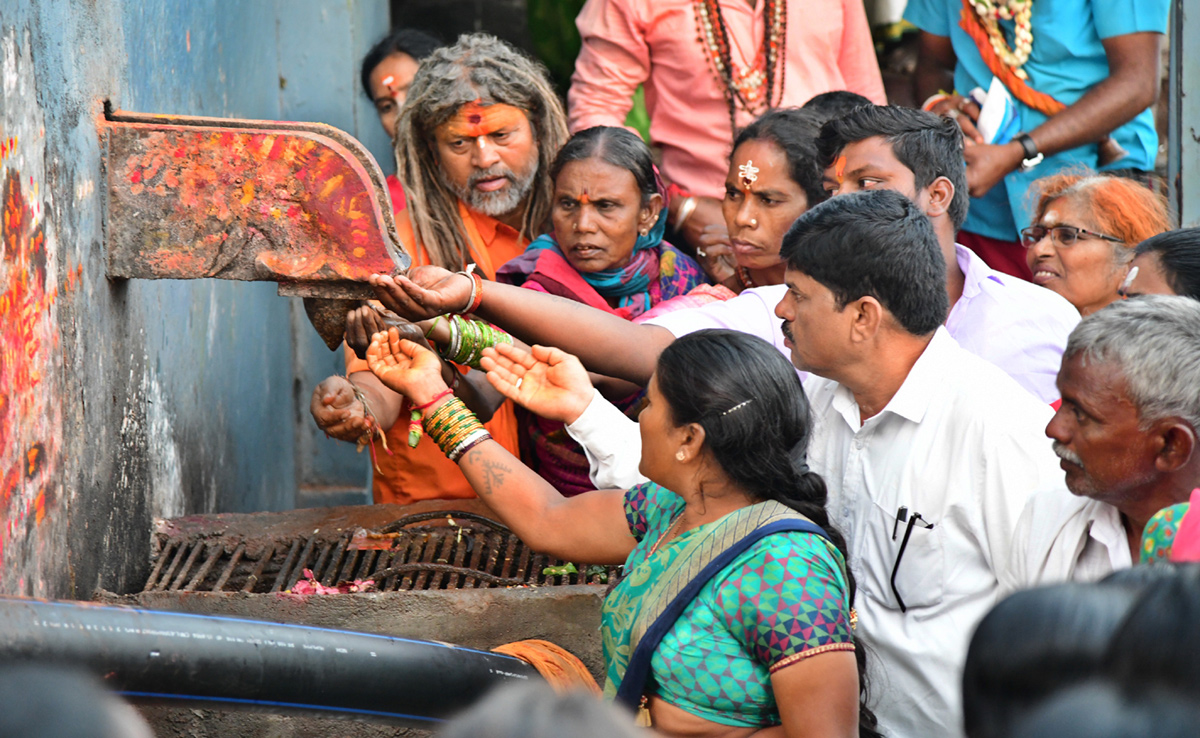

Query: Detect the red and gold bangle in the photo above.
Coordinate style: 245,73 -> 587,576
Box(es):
467,272 -> 484,313
454,270 -> 485,314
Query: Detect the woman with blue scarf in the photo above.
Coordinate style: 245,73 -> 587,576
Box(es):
495,126 -> 705,494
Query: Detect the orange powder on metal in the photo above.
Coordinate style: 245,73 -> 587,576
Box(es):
444,101 -> 528,139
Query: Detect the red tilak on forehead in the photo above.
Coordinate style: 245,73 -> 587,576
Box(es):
835,155 -> 847,184
578,191 -> 590,205
444,100 -> 527,139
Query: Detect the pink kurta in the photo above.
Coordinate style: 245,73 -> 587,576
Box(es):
569,0 -> 886,198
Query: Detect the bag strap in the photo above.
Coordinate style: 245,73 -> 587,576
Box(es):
614,518 -> 832,709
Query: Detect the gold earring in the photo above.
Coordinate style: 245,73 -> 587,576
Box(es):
675,450 -> 686,461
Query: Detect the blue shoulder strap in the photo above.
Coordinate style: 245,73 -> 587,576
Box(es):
614,519 -> 831,709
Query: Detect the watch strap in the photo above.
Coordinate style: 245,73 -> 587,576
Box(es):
1015,133 -> 1043,171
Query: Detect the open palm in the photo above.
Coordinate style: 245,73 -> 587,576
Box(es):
481,343 -> 595,425
369,266 -> 472,321
365,328 -> 446,400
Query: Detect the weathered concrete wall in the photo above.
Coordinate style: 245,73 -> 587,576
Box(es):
0,1 -> 390,598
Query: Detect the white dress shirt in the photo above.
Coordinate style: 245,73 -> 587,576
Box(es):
567,328 -> 1063,737
999,489 -> 1133,597
806,328 -> 1061,737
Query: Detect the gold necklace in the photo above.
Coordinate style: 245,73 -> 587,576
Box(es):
648,513 -> 684,556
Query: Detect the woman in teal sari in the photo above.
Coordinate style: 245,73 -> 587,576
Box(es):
363,326 -> 879,738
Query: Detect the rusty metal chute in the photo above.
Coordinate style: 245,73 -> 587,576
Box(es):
101,109 -> 410,348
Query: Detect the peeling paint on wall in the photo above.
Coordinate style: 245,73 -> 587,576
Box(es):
0,27 -> 64,590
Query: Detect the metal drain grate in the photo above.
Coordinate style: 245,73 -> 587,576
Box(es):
142,510 -> 616,594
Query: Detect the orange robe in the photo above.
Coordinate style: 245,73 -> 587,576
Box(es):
346,201 -> 525,505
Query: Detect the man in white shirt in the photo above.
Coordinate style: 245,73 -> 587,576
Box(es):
815,105 -> 1080,402
559,191 -> 1060,737
1001,296 -> 1200,593
367,172 -> 1062,738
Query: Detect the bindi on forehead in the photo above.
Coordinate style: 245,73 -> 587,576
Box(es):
835,155 -> 847,185
578,191 -> 590,205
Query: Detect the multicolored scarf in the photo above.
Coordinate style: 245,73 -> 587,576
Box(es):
505,192 -> 704,319
498,238 -> 704,321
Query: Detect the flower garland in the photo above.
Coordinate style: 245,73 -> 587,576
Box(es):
693,0 -> 788,134
959,0 -> 1060,116
965,0 -> 1034,79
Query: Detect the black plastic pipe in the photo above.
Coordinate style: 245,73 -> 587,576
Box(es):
0,597 -> 541,726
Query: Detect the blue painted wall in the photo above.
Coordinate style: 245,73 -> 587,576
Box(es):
0,0 -> 390,597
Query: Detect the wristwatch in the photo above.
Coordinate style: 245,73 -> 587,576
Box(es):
1015,133 -> 1044,171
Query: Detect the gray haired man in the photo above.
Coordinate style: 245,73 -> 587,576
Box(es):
1001,295 -> 1200,591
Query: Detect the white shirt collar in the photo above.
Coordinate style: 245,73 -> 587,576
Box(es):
829,327 -> 955,431
955,243 -> 1005,303
1086,501 -> 1132,566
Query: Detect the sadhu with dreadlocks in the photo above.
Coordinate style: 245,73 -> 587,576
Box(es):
311,34 -> 568,506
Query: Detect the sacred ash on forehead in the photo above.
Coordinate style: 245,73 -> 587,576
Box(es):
738,160 -> 760,188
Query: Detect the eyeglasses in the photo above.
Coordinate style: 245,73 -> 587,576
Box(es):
1020,225 -> 1125,249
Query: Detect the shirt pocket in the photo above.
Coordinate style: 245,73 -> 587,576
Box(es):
858,499 -> 946,611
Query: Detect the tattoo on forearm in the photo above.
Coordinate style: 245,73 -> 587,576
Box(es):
543,293 -> 589,314
473,456 -> 513,498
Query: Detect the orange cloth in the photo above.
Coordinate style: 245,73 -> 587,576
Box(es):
493,639 -> 602,695
346,203 -> 525,505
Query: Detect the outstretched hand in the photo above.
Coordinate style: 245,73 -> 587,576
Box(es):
310,375 -> 372,442
345,305 -> 391,360
481,343 -> 595,425
370,266 -> 473,321
365,327 -> 449,405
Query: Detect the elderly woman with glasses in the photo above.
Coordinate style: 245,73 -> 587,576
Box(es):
1022,172 -> 1171,315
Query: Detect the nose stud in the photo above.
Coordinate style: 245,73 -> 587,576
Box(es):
749,218 -> 758,228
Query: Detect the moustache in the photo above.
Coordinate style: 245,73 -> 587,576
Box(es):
1052,441 -> 1084,469
468,166 -> 514,189
781,321 -> 793,342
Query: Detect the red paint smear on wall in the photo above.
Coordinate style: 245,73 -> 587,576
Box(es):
0,168 -> 59,570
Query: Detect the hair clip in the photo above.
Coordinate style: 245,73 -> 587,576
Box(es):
1118,265 -> 1139,298
720,399 -> 753,416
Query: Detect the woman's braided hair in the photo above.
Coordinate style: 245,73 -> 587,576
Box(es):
394,34 -> 568,271
655,329 -> 881,738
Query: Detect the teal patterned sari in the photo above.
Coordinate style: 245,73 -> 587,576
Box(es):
601,483 -> 856,727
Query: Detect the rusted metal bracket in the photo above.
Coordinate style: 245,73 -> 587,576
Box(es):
101,109 -> 410,348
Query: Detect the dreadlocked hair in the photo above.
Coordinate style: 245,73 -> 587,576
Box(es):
394,33 -> 569,272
